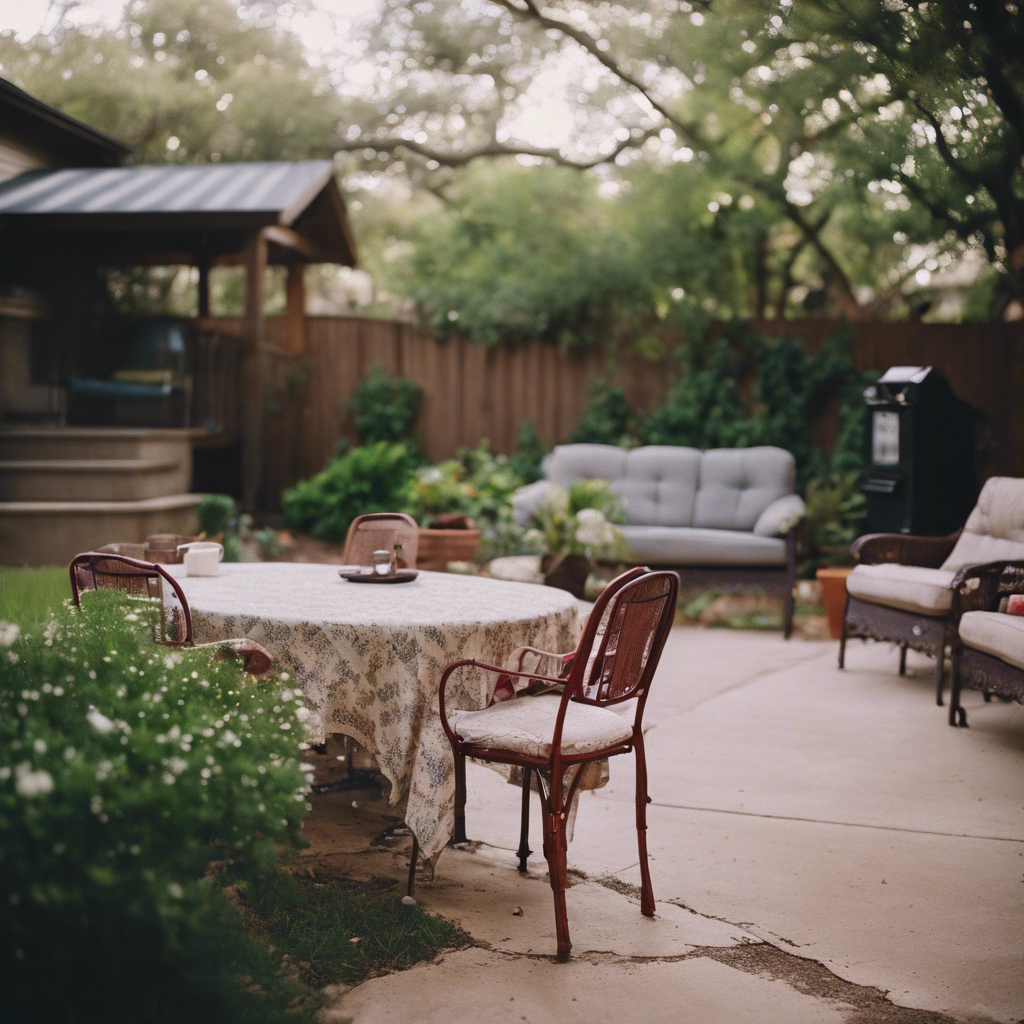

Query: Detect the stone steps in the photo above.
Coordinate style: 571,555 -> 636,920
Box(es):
0,427 -> 202,565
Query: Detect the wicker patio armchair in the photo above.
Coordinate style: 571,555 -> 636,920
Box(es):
949,560 -> 1024,727
840,477 -> 1024,705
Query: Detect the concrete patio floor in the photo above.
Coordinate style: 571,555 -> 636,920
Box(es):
300,626 -> 1024,1024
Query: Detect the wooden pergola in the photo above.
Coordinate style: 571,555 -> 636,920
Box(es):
0,160 -> 358,506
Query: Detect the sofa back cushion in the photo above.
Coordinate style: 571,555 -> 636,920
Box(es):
693,447 -> 795,531
618,446 -> 702,526
942,476 -> 1024,572
545,444 -> 628,488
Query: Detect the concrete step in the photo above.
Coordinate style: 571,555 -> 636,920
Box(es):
0,458 -> 188,502
0,493 -> 203,566
0,427 -> 199,463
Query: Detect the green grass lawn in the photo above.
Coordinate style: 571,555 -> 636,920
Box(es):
0,566 -> 70,628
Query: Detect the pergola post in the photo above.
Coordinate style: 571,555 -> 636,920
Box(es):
240,228 -> 267,511
285,263 -> 305,357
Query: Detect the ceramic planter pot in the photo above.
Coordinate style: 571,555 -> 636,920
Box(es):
417,527 -> 481,571
816,566 -> 854,639
542,553 -> 594,600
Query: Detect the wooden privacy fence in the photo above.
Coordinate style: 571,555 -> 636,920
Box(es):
227,316 -> 1024,509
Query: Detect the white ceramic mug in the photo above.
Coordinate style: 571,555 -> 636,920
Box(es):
177,541 -> 224,576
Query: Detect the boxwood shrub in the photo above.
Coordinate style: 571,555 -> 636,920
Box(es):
0,591 -> 312,1022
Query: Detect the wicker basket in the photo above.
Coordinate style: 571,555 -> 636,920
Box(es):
416,528 -> 481,571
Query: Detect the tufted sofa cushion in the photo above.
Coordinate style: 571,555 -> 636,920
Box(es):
615,446 -> 702,526
546,444 -> 628,487
619,525 -> 787,566
942,477 -> 1024,572
693,448 -> 795,531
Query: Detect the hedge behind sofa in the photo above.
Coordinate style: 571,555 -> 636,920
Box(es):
512,444 -> 805,636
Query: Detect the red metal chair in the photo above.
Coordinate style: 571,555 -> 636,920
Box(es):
343,513 -> 419,569
437,567 -> 679,960
69,552 -> 273,676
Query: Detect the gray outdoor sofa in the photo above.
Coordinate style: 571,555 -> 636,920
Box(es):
512,444 -> 805,636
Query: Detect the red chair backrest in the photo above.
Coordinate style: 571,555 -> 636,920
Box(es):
69,552 -> 193,646
343,513 -> 419,569
573,570 -> 679,708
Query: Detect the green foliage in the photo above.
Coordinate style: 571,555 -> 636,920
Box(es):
567,382 -> 638,446
0,568 -> 69,629
348,365 -> 424,448
639,326 -> 872,488
0,591 -> 311,1022
801,472 -> 868,576
197,492 -> 243,562
235,870 -> 468,988
524,480 -> 629,560
508,420 -> 547,485
282,442 -> 419,543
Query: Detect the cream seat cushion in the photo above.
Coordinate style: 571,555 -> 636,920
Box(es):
959,612 -> 1024,671
449,693 -> 634,758
846,563 -> 956,616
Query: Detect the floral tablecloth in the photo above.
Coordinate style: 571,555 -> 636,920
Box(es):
164,563 -> 580,863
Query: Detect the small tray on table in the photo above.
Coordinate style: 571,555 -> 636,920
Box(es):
339,569 -> 419,584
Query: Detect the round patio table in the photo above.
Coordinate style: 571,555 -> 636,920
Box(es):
164,562 -> 580,864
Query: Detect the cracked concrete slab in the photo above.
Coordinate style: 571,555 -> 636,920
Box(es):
324,947 -> 857,1024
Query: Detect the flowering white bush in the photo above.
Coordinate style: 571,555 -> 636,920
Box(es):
527,480 -> 629,560
0,591 -> 310,1021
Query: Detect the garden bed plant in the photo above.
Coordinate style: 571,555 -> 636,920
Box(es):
0,590 -> 463,1021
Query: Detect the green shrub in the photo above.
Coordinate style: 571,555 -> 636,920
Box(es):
567,381 -> 637,446
0,591 -> 311,1022
348,364 -> 424,447
508,420 -> 546,484
282,442 -> 420,543
197,493 -> 243,562
801,472 -> 867,576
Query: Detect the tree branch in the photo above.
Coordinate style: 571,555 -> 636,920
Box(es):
911,97 -> 986,189
333,130 -> 659,170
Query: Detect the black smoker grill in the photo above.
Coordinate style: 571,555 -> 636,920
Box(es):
862,366 -> 977,536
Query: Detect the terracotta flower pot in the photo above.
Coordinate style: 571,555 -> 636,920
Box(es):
542,553 -> 594,600
816,566 -> 854,639
417,527 -> 482,571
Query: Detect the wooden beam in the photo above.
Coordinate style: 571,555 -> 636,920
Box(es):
285,264 -> 305,357
197,254 -> 210,317
240,229 -> 268,511
263,224 -> 335,263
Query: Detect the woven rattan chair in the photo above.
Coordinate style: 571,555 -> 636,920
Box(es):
434,568 -> 679,960
69,552 -> 273,676
949,560 -> 1024,727
342,513 -> 419,569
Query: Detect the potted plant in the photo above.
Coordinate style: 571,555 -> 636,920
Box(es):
403,461 -> 482,569
524,480 -> 630,598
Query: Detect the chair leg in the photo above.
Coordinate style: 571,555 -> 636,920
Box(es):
934,649 -> 945,706
783,587 -> 795,640
406,834 -> 418,899
635,734 -> 655,918
949,653 -> 967,727
898,644 -> 908,676
452,750 -> 468,844
541,774 -> 571,961
517,768 -> 532,873
838,599 -> 849,669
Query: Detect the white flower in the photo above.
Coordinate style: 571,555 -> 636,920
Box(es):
294,706 -> 311,722
0,622 -> 20,647
7,652 -> 19,664
87,708 -> 115,734
575,507 -> 607,527
540,485 -> 570,515
167,882 -> 184,899
167,757 -> 188,775
14,762 -> 54,798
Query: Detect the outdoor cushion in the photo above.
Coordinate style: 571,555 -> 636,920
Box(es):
546,444 -> 629,488
613,446 -> 702,527
753,494 -> 807,537
449,693 -> 634,758
959,611 -> 1024,671
846,563 -> 955,616
620,525 -> 787,566
693,448 -> 795,531
942,476 -> 1024,572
